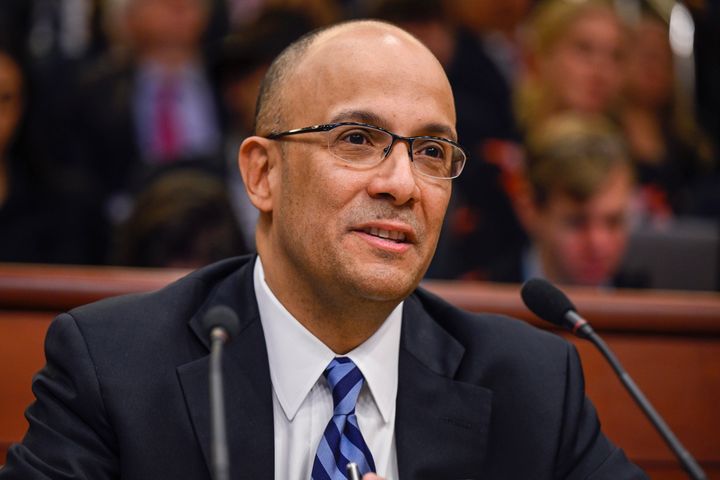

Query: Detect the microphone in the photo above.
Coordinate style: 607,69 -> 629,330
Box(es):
520,278 -> 707,480
202,306 -> 241,480
520,278 -> 594,338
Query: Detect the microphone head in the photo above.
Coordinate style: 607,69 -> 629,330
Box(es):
520,278 -> 577,327
201,305 -> 241,341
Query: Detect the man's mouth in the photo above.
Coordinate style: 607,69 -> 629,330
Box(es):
361,227 -> 408,243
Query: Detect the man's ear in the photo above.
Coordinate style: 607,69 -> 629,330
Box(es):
238,136 -> 276,213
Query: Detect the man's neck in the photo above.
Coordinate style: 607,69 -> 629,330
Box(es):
257,255 -> 397,354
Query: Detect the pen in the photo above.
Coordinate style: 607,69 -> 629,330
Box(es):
346,462 -> 362,480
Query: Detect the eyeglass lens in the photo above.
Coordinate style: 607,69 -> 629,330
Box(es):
326,125 -> 463,179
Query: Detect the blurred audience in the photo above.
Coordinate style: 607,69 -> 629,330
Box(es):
620,9 -> 716,221
0,47 -> 102,263
97,0 -> 222,165
221,0 -> 340,28
0,1 -> 32,62
114,167 -> 248,267
0,0 -> 717,291
693,0 -> 720,155
496,113 -> 644,288
61,0 -> 225,262
516,0 -> 624,131
214,7 -> 315,247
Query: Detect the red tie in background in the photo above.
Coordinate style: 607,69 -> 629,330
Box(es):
156,77 -> 180,161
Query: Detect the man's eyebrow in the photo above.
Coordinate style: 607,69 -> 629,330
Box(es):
422,123 -> 457,141
329,110 -> 384,126
329,110 -> 457,141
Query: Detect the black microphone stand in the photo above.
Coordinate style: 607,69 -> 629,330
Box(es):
569,311 -> 707,480
209,326 -> 231,480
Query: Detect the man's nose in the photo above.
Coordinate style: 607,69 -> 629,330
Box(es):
367,140 -> 420,206
585,223 -> 613,252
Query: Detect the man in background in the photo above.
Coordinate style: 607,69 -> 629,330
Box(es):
499,113 -> 642,288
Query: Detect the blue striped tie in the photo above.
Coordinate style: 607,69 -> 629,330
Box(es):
311,357 -> 376,480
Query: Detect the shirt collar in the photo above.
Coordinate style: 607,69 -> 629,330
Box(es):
253,257 -> 401,423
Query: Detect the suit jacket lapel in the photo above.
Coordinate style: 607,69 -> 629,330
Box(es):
177,257 -> 275,480
396,293 -> 493,480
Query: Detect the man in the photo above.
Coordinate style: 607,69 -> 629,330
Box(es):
61,0 -> 223,263
498,113 -> 642,288
1,21 -> 646,479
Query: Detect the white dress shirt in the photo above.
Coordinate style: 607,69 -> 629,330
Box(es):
254,258 -> 401,479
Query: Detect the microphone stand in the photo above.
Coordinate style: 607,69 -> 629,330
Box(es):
209,326 -> 231,480
569,311 -> 707,480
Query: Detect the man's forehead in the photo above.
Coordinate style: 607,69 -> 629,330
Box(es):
290,21 -> 443,80
280,21 -> 455,129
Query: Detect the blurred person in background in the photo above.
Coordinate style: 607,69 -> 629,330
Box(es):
693,0 -> 720,161
0,1 -> 33,62
0,48 -> 39,262
0,0 -> 109,230
515,0 -> 625,132
113,167 -> 248,267
620,8 -> 716,221
494,113 -> 644,288
435,0 -> 533,280
214,7 -> 315,248
62,0 -> 225,263
222,0 -> 340,29
96,0 -> 222,165
0,46 -> 101,263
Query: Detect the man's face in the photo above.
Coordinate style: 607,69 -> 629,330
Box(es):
533,166 -> 632,286
264,26 -> 455,304
128,0 -> 208,51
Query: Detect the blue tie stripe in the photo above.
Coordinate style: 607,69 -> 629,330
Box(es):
327,366 -> 359,403
313,436 -> 341,478
311,357 -> 376,479
334,379 -> 362,415
344,417 -> 376,471
338,421 -> 374,473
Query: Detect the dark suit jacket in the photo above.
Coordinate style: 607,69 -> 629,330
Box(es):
67,58 -> 226,197
1,255 -> 646,479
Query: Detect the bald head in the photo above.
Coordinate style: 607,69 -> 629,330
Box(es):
253,20 -> 452,135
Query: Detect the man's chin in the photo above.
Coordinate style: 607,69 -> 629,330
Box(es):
348,265 -> 422,303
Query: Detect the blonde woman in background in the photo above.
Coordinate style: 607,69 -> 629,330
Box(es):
620,9 -> 716,220
515,0 -> 625,132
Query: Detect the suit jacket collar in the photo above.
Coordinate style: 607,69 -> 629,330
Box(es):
396,293 -> 493,480
176,256 -> 492,480
177,256 -> 275,480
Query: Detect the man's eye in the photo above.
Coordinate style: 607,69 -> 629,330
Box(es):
417,144 -> 446,159
340,131 -> 371,145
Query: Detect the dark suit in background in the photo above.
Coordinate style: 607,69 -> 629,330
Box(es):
1,255 -> 646,479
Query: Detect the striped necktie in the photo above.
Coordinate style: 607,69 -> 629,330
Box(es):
312,357 -> 376,479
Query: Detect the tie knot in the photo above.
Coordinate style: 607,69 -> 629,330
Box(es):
324,357 -> 364,416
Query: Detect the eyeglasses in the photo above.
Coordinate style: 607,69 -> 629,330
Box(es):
265,122 -> 467,179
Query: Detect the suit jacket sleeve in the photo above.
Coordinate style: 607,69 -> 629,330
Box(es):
557,343 -> 647,480
1,313 -> 119,479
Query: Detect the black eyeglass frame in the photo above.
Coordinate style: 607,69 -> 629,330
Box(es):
265,121 -> 467,179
